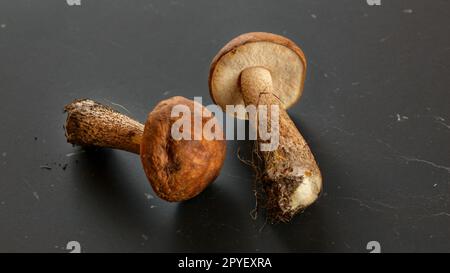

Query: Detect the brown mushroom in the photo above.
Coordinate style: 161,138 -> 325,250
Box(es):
64,96 -> 226,202
209,32 -> 322,222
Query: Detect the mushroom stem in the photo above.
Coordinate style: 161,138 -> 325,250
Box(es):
240,66 -> 322,222
240,67 -> 275,106
64,99 -> 144,154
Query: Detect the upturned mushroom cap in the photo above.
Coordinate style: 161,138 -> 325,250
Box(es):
140,96 -> 226,202
209,32 -> 307,119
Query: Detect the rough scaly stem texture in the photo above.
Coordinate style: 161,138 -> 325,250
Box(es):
240,67 -> 322,222
64,99 -> 144,154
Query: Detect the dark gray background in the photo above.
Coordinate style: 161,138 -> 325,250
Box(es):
0,0 -> 449,253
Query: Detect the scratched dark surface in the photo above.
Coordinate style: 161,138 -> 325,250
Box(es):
0,0 -> 449,253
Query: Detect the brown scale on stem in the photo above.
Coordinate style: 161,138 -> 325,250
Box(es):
65,99 -> 144,154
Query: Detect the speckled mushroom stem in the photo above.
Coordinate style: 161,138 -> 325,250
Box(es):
240,67 -> 322,222
64,99 -> 144,154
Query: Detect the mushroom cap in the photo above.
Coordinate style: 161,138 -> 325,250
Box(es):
209,32 -> 307,119
140,96 -> 226,202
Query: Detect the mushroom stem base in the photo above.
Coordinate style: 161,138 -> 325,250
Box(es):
64,99 -> 144,154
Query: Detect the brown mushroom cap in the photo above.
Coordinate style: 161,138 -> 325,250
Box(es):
140,96 -> 226,202
209,32 -> 307,119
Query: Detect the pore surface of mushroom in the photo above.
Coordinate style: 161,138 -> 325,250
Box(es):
65,96 -> 226,202
209,32 -> 322,222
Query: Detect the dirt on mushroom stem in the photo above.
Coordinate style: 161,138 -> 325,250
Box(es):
241,102 -> 316,223
240,67 -> 322,223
